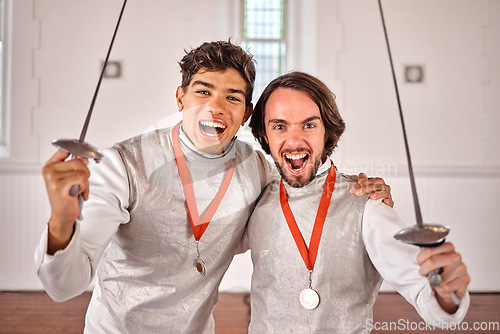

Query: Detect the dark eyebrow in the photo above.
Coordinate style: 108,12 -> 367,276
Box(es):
302,116 -> 321,124
228,88 -> 246,96
267,116 -> 321,125
191,80 -> 214,89
268,118 -> 288,125
191,81 -> 246,97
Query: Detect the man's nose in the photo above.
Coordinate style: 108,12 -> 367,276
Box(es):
284,126 -> 305,148
207,96 -> 225,116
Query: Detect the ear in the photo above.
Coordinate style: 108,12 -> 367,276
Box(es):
241,103 -> 253,125
175,86 -> 185,112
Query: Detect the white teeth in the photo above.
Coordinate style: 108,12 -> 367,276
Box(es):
200,121 -> 226,129
285,153 -> 308,160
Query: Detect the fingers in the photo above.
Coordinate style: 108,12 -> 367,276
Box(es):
383,198 -> 395,208
357,172 -> 368,184
43,158 -> 90,195
434,264 -> 470,298
43,150 -> 90,179
349,175 -> 391,195
46,149 -> 71,164
42,150 -> 91,223
46,149 -> 89,166
349,174 -> 393,207
417,242 -> 455,268
434,266 -> 470,312
417,242 -> 470,301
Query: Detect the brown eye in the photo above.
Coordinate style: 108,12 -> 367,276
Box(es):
304,123 -> 315,129
228,96 -> 242,102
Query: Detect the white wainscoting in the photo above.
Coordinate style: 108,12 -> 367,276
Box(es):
1,165 -> 499,292
0,165 -> 50,290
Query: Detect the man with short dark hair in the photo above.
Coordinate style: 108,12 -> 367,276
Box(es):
37,40 -> 271,333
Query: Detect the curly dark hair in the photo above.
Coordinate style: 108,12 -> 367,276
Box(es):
249,71 -> 345,161
178,40 -> 256,106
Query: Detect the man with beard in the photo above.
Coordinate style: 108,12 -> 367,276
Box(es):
35,42 -> 393,333
246,71 -> 470,333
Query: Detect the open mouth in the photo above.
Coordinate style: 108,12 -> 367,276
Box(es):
284,152 -> 310,173
198,120 -> 227,137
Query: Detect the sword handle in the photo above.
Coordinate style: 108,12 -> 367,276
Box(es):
69,184 -> 83,220
428,267 -> 461,305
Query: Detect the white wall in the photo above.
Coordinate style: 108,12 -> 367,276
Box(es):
0,0 -> 499,292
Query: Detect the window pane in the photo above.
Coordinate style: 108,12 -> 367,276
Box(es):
243,0 -> 286,101
240,0 -> 287,147
244,0 -> 283,39
243,41 -> 285,100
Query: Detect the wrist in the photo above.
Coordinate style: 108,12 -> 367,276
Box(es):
47,219 -> 76,255
435,291 -> 459,314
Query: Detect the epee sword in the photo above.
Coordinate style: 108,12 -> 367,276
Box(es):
377,0 -> 460,305
52,0 -> 128,214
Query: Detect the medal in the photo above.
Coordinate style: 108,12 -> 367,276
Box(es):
193,257 -> 206,276
279,162 -> 336,309
300,288 -> 320,310
299,270 -> 320,309
172,122 -> 236,277
193,241 -> 206,277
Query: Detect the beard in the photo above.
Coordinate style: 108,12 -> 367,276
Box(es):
273,152 -> 323,188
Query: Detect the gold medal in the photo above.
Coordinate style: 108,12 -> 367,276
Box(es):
299,288 -> 320,310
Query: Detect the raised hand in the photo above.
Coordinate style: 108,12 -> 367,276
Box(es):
42,150 -> 90,254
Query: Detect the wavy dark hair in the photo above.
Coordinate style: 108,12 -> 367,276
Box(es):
249,71 -> 345,161
178,40 -> 256,107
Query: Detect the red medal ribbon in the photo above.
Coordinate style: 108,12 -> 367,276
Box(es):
279,162 -> 336,271
172,121 -> 236,241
